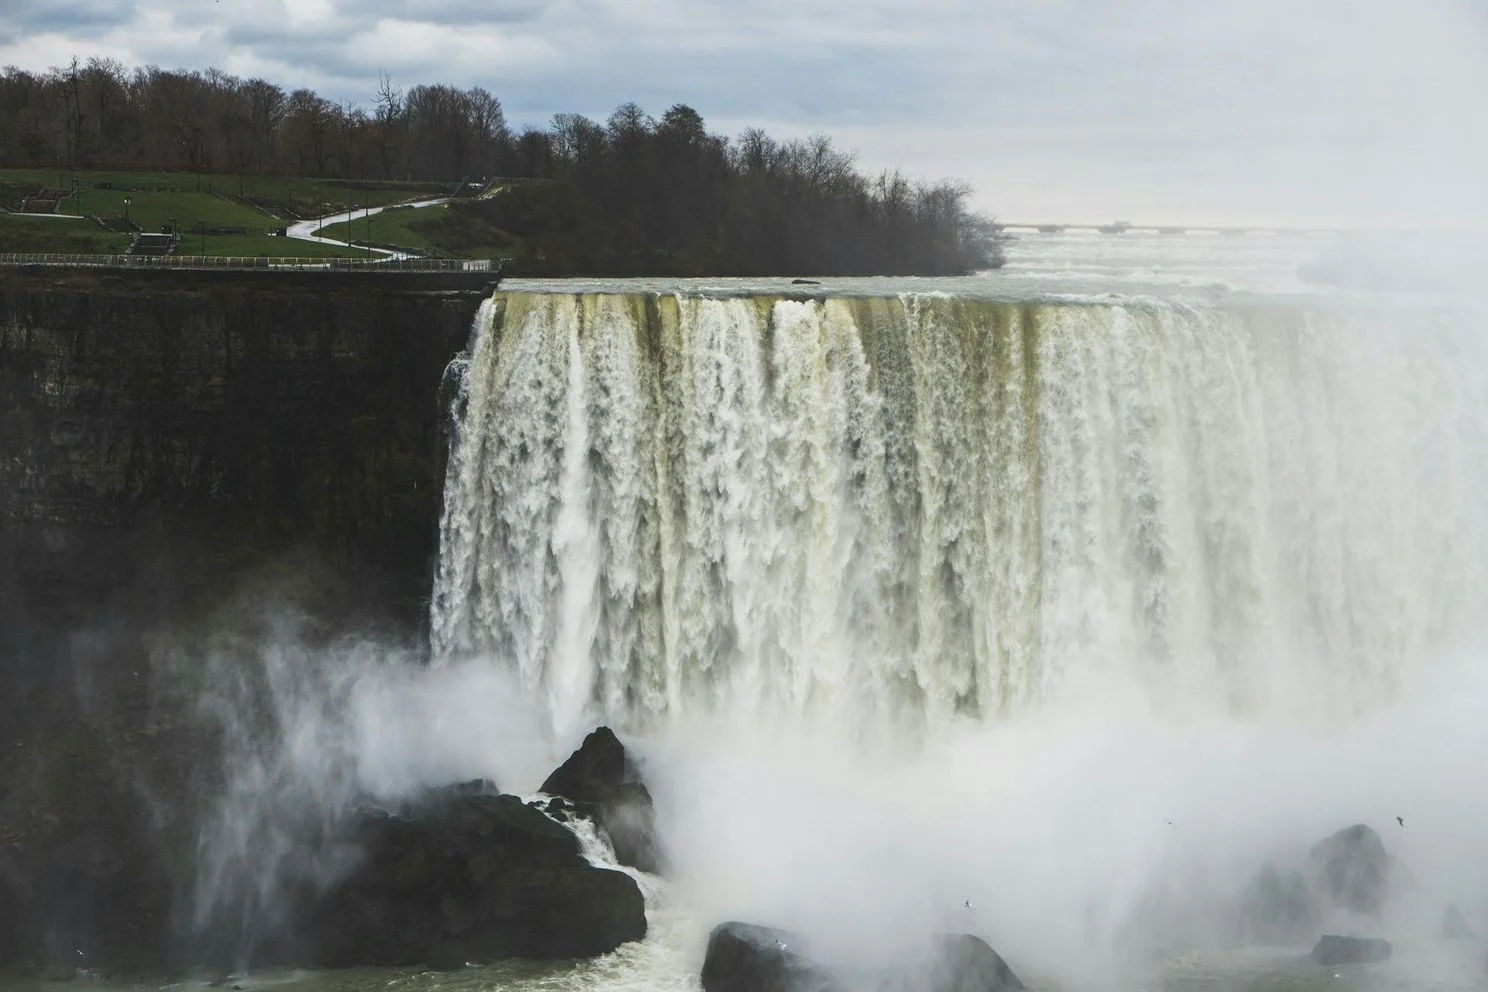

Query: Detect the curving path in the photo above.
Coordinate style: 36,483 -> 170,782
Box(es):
284,197 -> 449,259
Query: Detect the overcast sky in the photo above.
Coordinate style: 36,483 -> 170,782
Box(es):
4,0 -> 1486,228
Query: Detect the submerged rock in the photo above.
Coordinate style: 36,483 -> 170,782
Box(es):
1311,934 -> 1391,966
541,727 -> 663,874
1309,824 -> 1392,915
1441,904 -> 1474,940
700,921 -> 1024,992
302,783 -> 646,969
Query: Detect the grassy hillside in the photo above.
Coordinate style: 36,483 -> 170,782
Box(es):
0,168 -> 456,218
0,168 -> 459,257
0,213 -> 364,257
0,214 -> 129,254
315,201 -> 521,260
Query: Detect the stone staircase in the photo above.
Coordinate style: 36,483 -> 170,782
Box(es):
126,232 -> 180,256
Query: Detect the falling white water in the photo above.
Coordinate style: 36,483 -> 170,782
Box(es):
550,316 -> 602,743
177,270 -> 1488,992
430,291 -> 1488,737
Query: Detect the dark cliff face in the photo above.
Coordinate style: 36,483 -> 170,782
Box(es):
0,268 -> 483,974
1,269 -> 480,652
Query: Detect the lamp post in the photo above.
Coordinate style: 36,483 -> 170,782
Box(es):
122,198 -> 132,226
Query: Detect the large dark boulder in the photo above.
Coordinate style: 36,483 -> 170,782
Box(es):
917,934 -> 1025,992
541,727 -> 662,874
1309,824 -> 1392,915
701,922 -> 836,992
700,922 -> 1024,992
541,727 -> 628,801
1311,934 -> 1391,966
301,782 -> 646,969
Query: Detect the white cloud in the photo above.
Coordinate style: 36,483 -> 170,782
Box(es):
2,0 -> 1485,226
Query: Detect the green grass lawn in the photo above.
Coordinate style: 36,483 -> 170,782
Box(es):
0,212 -> 363,258
0,213 -> 130,253
315,203 -> 449,253
74,188 -> 277,233
317,202 -> 520,260
173,233 -> 368,259
0,168 -> 461,231
0,168 -> 511,257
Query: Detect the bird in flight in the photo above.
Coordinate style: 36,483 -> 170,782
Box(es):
1396,816 -> 1404,827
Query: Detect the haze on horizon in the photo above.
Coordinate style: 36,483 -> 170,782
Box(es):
3,0 -> 1486,230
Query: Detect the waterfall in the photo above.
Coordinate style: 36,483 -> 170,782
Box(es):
430,291 -> 1488,736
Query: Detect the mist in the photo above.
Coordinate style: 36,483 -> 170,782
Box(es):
645,649 -> 1488,988
165,278 -> 1488,989
177,598 -> 1488,987
170,600 -> 563,962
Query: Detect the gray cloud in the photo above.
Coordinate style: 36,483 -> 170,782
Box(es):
2,0 -> 1485,227
0,0 -> 136,46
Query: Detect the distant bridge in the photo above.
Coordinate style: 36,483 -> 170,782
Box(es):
992,222 -> 1368,237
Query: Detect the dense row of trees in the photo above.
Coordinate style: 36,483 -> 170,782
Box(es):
0,59 -> 1001,274
0,60 -> 510,181
467,108 -> 1000,274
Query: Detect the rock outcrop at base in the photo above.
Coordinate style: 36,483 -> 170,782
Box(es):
1441,904 -> 1473,940
700,921 -> 1024,992
923,934 -> 1025,992
1309,824 -> 1393,916
541,727 -> 662,874
701,922 -> 834,992
1311,934 -> 1391,966
1235,822 -> 1400,949
301,781 -> 646,969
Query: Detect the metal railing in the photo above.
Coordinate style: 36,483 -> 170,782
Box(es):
0,252 -> 503,272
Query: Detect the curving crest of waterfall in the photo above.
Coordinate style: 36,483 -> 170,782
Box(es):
431,290 -> 1488,740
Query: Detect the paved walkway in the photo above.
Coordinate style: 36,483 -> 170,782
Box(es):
284,198 -> 449,259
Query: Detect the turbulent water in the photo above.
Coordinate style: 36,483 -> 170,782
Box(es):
406,232 -> 1488,991
135,233 -> 1488,992
431,283 -> 1487,740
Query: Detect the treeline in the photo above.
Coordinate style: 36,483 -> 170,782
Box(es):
0,59 -> 1001,274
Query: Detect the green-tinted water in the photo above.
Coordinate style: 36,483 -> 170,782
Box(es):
6,943 -> 1485,992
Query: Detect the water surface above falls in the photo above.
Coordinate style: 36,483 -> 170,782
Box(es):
504,228 -> 1488,303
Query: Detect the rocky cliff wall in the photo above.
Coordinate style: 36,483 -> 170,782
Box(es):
0,268 -> 483,974
1,269 -> 480,658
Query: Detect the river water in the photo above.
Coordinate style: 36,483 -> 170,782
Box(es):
20,230 -> 1488,992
